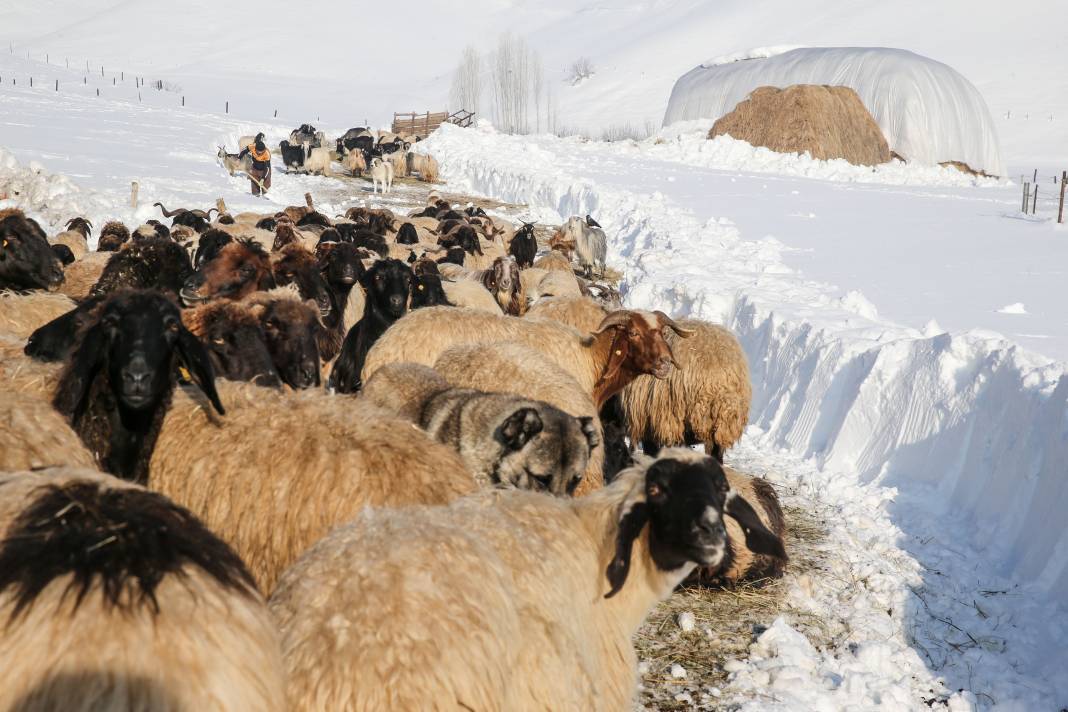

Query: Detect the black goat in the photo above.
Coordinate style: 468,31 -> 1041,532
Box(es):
0,209 -> 64,291
329,259 -> 413,393
410,273 -> 452,309
52,290 -> 223,483
279,140 -> 307,173
509,221 -> 538,268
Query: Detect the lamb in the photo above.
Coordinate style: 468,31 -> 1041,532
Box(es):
328,258 -> 413,393
561,216 -> 608,277
0,290 -> 77,340
149,380 -> 478,592
268,448 -> 784,711
0,467 -> 285,711
361,363 -> 598,494
52,290 -> 225,483
369,156 -> 394,194
362,307 -> 692,409
433,340 -> 607,495
302,146 -> 335,176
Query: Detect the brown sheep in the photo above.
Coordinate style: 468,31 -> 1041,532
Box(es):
56,252 -> 111,301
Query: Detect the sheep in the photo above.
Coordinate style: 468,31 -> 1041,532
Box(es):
526,298 -> 751,462
508,221 -> 538,268
0,290 -> 77,340
317,240 -> 367,333
268,448 -> 784,711
362,307 -> 692,409
328,259 -> 413,393
525,268 -> 583,304
242,289 -> 323,389
410,271 -> 452,309
51,243 -> 75,266
342,148 -> 367,176
407,152 -> 439,182
0,208 -> 65,291
181,300 -> 281,387
97,220 -> 130,251
0,391 -> 95,471
50,218 -> 91,260
441,279 -> 503,314
54,252 -> 108,300
89,235 -> 194,300
278,140 -> 307,173
0,467 -> 285,711
395,222 -> 419,244
561,216 -> 608,277
384,149 -> 407,179
688,467 -> 788,586
369,156 -> 394,194
534,249 -> 573,272
362,363 -> 597,494
466,255 -> 522,315
181,238 -> 276,306
302,146 -> 335,176
150,380 -> 478,592
52,290 -> 225,483
270,243 -> 336,357
433,340 -> 606,495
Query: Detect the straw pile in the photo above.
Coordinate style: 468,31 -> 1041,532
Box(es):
709,84 -> 891,167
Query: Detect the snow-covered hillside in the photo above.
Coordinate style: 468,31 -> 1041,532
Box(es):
2,0 -> 1066,162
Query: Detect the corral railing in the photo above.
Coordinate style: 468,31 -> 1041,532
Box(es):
391,109 -> 475,136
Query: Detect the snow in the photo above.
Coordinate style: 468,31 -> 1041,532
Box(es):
702,46 -> 807,69
420,122 -> 1068,709
664,47 -> 1006,176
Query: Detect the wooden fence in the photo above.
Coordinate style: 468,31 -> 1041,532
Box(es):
391,109 -> 475,136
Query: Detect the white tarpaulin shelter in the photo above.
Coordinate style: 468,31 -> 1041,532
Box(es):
664,47 -> 1005,176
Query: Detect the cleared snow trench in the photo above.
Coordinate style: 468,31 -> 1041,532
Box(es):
419,123 -> 1068,709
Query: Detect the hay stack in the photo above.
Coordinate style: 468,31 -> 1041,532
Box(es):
709,84 -> 891,166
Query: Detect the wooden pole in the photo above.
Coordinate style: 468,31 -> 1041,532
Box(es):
1032,185 -> 1039,214
304,192 -> 314,210
1022,183 -> 1030,212
1059,171 -> 1067,224
55,80 -> 58,91
1033,169 -> 1038,183
216,198 -> 227,215
130,182 -> 139,209
225,101 -> 229,114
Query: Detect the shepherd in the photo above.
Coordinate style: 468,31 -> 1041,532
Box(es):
239,132 -> 272,196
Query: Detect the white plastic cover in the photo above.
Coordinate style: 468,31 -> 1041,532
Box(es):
663,47 -> 1005,176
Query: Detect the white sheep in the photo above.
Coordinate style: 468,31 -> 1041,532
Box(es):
268,448 -> 784,711
369,157 -> 394,194
149,379 -> 478,592
0,467 -> 286,711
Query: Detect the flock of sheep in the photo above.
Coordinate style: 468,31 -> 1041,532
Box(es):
217,123 -> 439,194
0,182 -> 789,710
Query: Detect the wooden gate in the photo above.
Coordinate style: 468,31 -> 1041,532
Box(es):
391,109 -> 475,136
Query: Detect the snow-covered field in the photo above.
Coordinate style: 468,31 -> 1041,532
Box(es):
3,0 -> 1068,707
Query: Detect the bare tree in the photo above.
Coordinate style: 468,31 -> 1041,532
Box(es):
449,45 -> 482,114
487,33 -> 547,134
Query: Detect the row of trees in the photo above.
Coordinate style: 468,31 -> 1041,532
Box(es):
449,35 -> 560,135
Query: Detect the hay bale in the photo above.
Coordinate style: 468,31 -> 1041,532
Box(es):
709,84 -> 891,167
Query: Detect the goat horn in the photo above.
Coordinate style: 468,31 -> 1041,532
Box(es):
591,310 -> 633,335
653,311 -> 695,338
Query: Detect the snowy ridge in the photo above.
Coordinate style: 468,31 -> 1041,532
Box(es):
421,123 -> 1068,708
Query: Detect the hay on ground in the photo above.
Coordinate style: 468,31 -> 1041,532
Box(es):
709,84 -> 891,167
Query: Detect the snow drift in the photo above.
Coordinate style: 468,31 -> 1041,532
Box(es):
664,47 -> 1006,176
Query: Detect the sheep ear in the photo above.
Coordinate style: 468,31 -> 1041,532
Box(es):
605,501 -> 650,599
176,327 -> 226,416
53,321 -> 108,419
497,408 -> 543,451
595,337 -> 628,390
725,491 -> 786,560
578,416 -> 600,454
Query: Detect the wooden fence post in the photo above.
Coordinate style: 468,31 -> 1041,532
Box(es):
130,182 -> 139,209
1059,171 -> 1067,224
304,193 -> 314,210
1033,185 -> 1039,214
1022,183 -> 1030,212
216,198 -> 227,215
225,101 -> 229,114
55,80 -> 58,91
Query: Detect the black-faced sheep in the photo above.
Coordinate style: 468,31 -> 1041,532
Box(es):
329,259 -> 412,393
181,238 -> 275,305
0,467 -> 285,711
52,290 -> 224,483
396,222 -> 419,244
268,448 -> 783,711
181,300 -> 281,387
51,243 -> 76,266
0,209 -> 65,291
242,290 -> 322,390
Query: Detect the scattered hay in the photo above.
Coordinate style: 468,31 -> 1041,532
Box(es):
710,84 -> 891,167
634,479 -> 832,710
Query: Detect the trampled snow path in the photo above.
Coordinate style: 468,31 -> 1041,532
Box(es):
418,124 -> 1068,709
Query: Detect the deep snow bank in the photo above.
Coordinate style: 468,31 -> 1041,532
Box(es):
420,123 -> 1068,707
